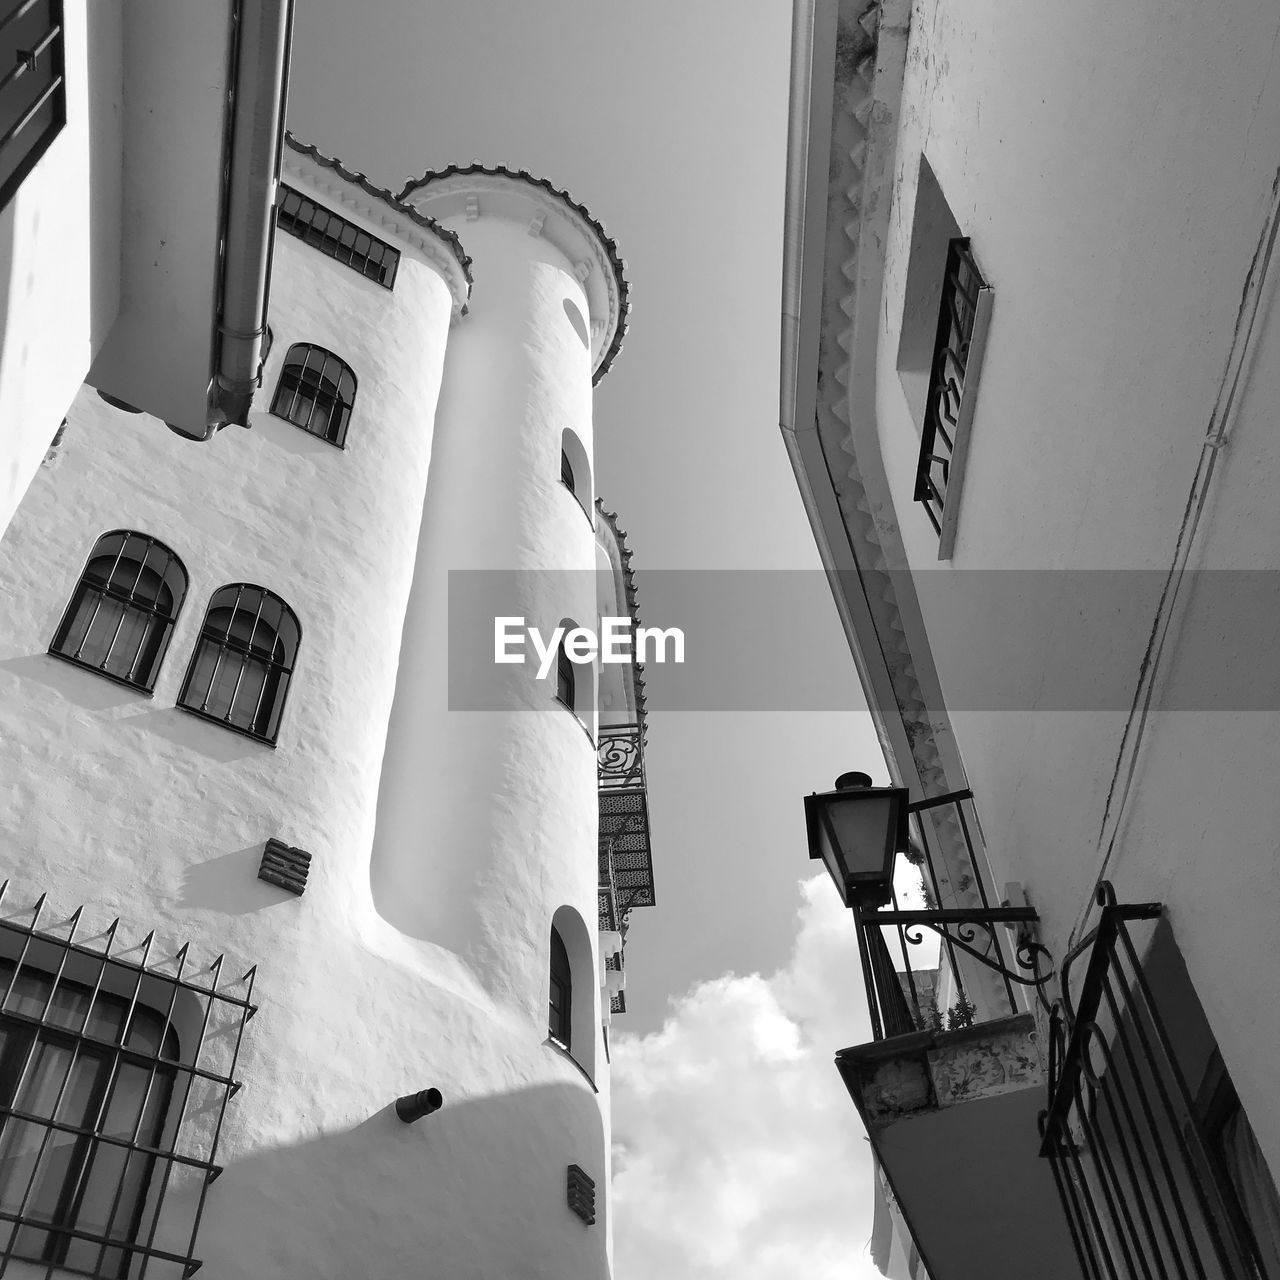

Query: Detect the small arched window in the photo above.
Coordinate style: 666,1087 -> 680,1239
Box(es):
270,343 -> 356,446
49,530 -> 187,691
178,584 -> 300,744
560,427 -> 591,513
556,643 -> 575,710
548,927 -> 572,1050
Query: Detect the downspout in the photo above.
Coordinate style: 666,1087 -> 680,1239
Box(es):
172,0 -> 293,440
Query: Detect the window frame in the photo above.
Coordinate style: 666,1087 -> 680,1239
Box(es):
912,236 -> 994,559
176,583 -> 300,746
555,644 -> 575,712
275,184 -> 401,288
47,530 -> 188,694
0,963 -> 179,1277
269,343 -> 357,448
548,928 -> 572,1052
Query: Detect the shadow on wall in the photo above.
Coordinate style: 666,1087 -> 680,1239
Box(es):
179,844 -> 302,915
0,653 -> 141,712
177,1082 -> 608,1280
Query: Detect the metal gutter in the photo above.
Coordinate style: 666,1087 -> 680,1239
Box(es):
172,0 -> 292,441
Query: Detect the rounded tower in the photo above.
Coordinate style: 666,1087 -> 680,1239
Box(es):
0,137 -> 633,1280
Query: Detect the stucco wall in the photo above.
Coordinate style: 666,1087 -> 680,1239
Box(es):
865,0 -> 1280,1179
0,175 -> 611,1277
0,0 -> 122,540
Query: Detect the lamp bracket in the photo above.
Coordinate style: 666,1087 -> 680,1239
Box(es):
858,906 -> 1056,991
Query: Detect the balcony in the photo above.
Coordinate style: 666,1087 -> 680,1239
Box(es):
830,790 -> 1082,1280
597,721 -> 655,1016
1041,884 -> 1280,1280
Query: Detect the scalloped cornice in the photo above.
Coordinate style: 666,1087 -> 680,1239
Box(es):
281,134 -> 473,319
595,498 -> 647,733
397,164 -> 630,386
785,0 -> 957,803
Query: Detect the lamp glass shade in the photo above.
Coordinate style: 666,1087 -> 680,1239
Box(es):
807,786 -> 908,906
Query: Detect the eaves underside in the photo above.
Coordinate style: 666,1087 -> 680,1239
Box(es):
786,0 -> 959,800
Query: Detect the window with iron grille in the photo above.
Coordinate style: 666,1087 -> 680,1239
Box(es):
0,0 -> 65,212
556,645 -> 575,712
275,185 -> 400,288
177,584 -> 300,745
548,928 -> 572,1051
48,531 -> 188,692
912,237 -> 993,556
270,344 -> 356,447
0,884 -> 257,1278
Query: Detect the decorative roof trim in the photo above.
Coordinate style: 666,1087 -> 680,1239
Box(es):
595,497 -> 647,732
281,134 -> 473,316
781,0 -> 964,803
397,163 -> 630,385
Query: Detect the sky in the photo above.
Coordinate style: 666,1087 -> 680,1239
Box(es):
286,2 -> 888,1274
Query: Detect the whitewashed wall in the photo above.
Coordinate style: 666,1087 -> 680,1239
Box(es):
867,0 -> 1280,1175
0,163 -> 613,1278
0,0 -> 122,539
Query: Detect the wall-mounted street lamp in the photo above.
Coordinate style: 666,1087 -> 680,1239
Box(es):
804,773 -> 1048,1040
804,772 -> 910,910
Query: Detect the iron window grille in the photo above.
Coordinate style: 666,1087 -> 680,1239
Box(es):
1040,884 -> 1280,1280
0,0 -> 65,213
48,531 -> 188,693
913,237 -> 994,558
560,450 -> 575,495
548,928 -> 571,1051
269,344 -> 356,447
556,646 -> 575,712
275,185 -> 400,288
177,584 -> 300,746
0,882 -> 256,1278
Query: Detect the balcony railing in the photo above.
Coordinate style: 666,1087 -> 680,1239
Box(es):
853,790 -> 1045,1041
1039,884 -> 1268,1280
913,237 -> 994,558
597,722 -> 656,1015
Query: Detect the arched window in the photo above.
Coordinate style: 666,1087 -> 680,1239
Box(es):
556,643 -> 575,710
178,585 -> 300,744
0,958 -> 179,1274
560,427 -> 591,512
49,531 -> 187,691
548,927 -> 572,1050
270,344 -> 356,446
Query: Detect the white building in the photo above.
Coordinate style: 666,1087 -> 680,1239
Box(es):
0,12 -> 654,1277
784,1 -> 1280,1278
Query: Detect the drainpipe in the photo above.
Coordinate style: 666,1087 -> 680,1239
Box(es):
173,0 -> 293,441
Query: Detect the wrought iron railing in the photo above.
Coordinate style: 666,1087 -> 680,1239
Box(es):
0,882 -> 256,1278
597,722 -> 655,1017
913,238 -> 993,554
1039,884 -> 1264,1280
853,790 -> 1046,1041
597,723 -> 655,917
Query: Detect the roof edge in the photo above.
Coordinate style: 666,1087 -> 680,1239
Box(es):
398,163 -> 630,385
282,133 -> 474,309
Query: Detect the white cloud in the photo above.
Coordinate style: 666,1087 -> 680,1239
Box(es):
611,876 -> 886,1280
